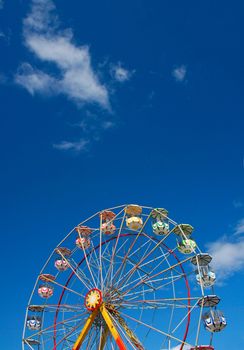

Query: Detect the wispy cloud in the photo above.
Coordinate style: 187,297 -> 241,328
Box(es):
172,65 -> 187,82
53,138 -> 89,153
207,218 -> 244,283
234,218 -> 244,235
16,63 -> 57,95
102,120 -> 115,130
15,0 -> 133,153
0,28 -> 12,45
207,238 -> 244,283
0,0 -> 4,10
16,0 -> 109,109
54,110 -> 115,153
111,63 -> 134,82
71,110 -> 115,135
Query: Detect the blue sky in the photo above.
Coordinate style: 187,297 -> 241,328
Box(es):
1,0 -> 244,349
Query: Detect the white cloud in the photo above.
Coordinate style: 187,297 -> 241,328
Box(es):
208,240 -> 244,281
111,63 -> 133,82
53,139 -> 89,152
172,65 -> 187,82
16,0 -> 134,153
15,63 -> 57,95
23,0 -> 57,33
102,120 -> 115,130
72,112 -> 115,132
16,0 -> 109,108
63,113 -> 115,153
207,220 -> 244,283
234,218 -> 244,235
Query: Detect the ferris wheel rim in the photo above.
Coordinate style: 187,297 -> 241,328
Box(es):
23,203 -> 224,350
52,232 -> 192,349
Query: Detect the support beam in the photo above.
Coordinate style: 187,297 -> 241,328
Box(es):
99,325 -> 109,350
72,309 -> 99,350
100,304 -> 127,350
72,304 -> 127,350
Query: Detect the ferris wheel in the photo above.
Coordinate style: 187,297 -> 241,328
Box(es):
22,204 -> 227,350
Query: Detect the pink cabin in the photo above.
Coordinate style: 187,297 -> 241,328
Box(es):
55,258 -> 69,271
38,285 -> 54,299
76,236 -> 90,249
101,222 -> 116,235
101,211 -> 116,235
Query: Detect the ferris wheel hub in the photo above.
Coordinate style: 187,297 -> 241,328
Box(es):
85,288 -> 103,311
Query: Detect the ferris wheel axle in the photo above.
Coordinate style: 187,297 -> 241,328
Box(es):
72,298 -> 126,350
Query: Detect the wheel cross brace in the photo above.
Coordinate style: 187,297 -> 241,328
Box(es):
72,304 -> 126,350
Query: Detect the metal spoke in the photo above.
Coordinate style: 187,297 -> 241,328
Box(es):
119,311 -> 192,347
